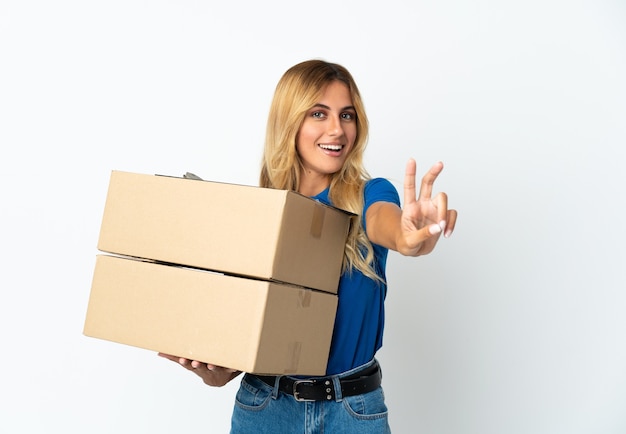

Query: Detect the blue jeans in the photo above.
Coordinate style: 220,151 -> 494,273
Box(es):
230,359 -> 391,433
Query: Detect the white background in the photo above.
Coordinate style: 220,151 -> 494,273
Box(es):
2,1 -> 625,433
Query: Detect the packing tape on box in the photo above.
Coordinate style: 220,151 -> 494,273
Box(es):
310,205 -> 325,239
285,341 -> 302,374
298,290 -> 312,308
284,293 -> 309,373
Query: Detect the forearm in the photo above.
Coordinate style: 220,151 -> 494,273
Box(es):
365,202 -> 404,252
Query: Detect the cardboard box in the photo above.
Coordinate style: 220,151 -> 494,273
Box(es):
84,255 -> 338,375
97,171 -> 352,294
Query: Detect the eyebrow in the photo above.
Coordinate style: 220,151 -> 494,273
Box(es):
312,103 -> 356,111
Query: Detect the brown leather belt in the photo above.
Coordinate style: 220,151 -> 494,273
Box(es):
252,361 -> 382,402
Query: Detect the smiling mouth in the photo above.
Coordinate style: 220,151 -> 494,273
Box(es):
319,144 -> 344,151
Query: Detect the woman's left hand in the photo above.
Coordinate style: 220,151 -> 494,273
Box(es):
158,353 -> 241,387
397,159 -> 457,256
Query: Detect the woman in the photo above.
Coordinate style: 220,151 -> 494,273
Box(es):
160,59 -> 457,433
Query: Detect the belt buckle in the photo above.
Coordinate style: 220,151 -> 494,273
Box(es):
292,379 -> 316,402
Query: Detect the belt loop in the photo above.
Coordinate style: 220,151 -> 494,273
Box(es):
271,375 -> 282,399
332,375 -> 343,402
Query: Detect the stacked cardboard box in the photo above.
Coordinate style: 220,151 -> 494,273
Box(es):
83,171 -> 352,375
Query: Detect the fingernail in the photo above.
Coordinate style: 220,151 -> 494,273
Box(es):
439,220 -> 446,233
429,224 -> 442,235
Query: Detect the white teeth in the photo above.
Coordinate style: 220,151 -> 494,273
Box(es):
319,144 -> 342,151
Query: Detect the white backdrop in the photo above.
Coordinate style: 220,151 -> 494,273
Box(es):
2,1 -> 625,433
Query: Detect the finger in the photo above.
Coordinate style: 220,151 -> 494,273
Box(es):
417,161 -> 444,201
157,352 -> 174,361
403,158 -> 417,206
158,353 -> 183,364
444,209 -> 458,238
432,191 -> 449,229
404,222 -> 442,252
159,354 -> 196,371
207,364 -> 238,373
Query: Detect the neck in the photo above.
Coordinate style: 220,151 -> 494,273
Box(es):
298,172 -> 330,197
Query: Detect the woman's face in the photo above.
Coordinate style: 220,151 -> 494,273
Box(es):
296,80 -> 357,193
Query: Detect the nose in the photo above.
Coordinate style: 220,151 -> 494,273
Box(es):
327,115 -> 344,137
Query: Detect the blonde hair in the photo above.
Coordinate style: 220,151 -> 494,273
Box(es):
260,59 -> 381,281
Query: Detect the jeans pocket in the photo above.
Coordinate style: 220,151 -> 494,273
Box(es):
234,375 -> 273,411
342,387 -> 389,421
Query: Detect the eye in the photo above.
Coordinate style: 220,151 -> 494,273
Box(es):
341,112 -> 356,121
311,111 -> 326,119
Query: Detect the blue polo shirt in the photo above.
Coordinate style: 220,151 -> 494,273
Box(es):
311,178 -> 400,375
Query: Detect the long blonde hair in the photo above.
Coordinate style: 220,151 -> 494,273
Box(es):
260,59 -> 381,281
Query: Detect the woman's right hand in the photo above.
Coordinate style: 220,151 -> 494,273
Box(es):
158,353 -> 242,387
